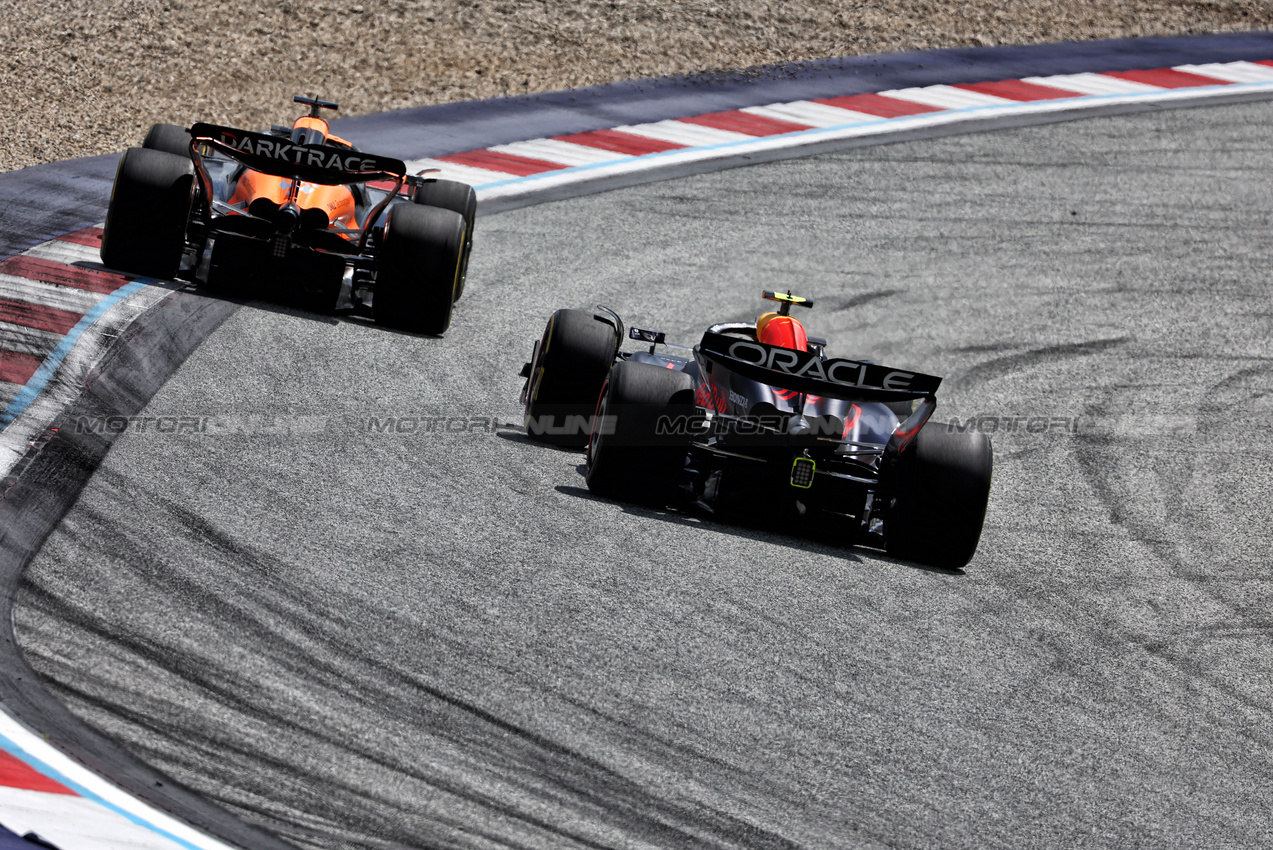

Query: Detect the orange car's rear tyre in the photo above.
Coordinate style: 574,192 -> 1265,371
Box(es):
142,123 -> 191,158
373,204 -> 466,335
100,147 -> 195,280
412,179 -> 476,302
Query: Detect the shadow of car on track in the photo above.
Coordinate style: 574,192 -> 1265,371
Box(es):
554,480 -> 967,577
170,281 -> 462,338
494,429 -> 967,575
493,429 -> 580,452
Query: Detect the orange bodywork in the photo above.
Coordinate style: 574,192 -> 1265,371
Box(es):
293,115 -> 355,150
228,172 -> 357,233
228,170 -> 288,208
300,182 -> 357,229
224,113 -> 359,237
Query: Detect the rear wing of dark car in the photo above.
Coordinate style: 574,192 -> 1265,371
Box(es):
697,331 -> 941,402
187,123 -> 408,186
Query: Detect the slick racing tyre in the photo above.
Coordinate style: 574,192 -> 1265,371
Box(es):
413,179 -> 477,302
100,147 -> 195,280
373,204 -> 466,335
883,423 -> 993,570
524,309 -> 619,447
142,123 -> 191,158
586,361 -> 694,506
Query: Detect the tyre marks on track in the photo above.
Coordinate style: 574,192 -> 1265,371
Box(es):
945,337 -> 1132,393
18,466 -> 812,850
822,289 -> 904,313
1068,371 -> 1273,747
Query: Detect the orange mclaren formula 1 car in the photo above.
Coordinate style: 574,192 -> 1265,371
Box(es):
100,96 -> 476,335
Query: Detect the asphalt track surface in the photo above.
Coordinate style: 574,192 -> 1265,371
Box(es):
13,101 -> 1273,848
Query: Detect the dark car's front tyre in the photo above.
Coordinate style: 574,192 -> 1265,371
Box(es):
524,309 -> 619,447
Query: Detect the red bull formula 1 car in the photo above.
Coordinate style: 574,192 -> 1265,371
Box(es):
100,95 -> 476,334
520,291 -> 993,569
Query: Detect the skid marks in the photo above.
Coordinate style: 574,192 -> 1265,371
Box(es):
17,467 -> 809,850
945,337 -> 1131,394
1066,364 -> 1273,729
945,336 -> 1273,762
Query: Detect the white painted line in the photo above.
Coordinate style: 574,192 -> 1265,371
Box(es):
0,711 -> 238,849
879,84 -> 1017,109
742,101 -> 881,128
489,139 -> 628,166
1023,72 -> 1163,95
0,787 -> 185,850
474,81 -> 1273,206
1174,60 -> 1273,83
612,119 -> 753,146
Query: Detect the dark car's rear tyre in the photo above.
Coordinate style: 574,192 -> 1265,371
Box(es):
142,123 -> 191,158
413,179 -> 477,302
884,423 -> 993,570
524,309 -> 619,447
373,204 -> 466,335
586,361 -> 694,505
100,147 -> 195,280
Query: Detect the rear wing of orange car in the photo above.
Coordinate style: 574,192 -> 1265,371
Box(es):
187,123 -> 409,186
184,123 -> 421,248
